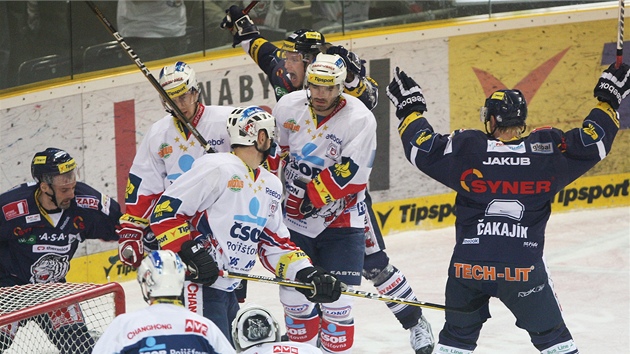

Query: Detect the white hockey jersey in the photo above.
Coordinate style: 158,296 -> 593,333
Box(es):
150,153 -> 313,291
272,91 -> 377,237
92,303 -> 235,354
122,104 -> 233,227
241,341 -> 323,354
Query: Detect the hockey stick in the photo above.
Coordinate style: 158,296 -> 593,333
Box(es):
617,0 -> 625,68
85,1 -> 216,153
221,270 -> 473,313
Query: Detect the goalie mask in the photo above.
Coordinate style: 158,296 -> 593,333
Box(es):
480,89 -> 528,128
231,305 -> 280,351
137,250 -> 185,303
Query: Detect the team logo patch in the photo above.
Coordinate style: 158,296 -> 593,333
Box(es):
412,129 -> 436,153
283,119 -> 301,132
158,143 -> 173,158
2,200 -> 28,220
152,197 -> 182,221
125,174 -> 142,204
579,121 -> 605,146
227,175 -> 244,192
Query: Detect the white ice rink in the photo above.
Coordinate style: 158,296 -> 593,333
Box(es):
121,206 -> 630,353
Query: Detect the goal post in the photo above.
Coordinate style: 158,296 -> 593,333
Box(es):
0,282 -> 126,353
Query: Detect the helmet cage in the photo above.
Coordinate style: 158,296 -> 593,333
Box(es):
137,250 -> 185,303
227,106 -> 277,147
231,305 -> 280,351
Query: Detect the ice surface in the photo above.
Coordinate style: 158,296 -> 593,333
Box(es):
121,206 -> 630,353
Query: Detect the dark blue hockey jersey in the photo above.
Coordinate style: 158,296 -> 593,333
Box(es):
398,102 -> 620,265
245,35 -> 378,108
0,182 -> 121,285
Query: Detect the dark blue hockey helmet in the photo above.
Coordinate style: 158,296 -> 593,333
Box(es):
31,147 -> 76,183
480,89 -> 528,127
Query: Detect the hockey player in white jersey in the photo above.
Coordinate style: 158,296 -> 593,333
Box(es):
149,106 -> 343,344
232,305 -> 322,354
117,61 -> 233,269
270,53 -> 375,354
222,10 -> 434,352
93,250 -> 236,354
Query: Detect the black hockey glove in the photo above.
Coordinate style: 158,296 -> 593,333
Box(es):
326,46 -> 366,78
178,240 -> 220,286
285,178 -> 316,220
386,67 -> 427,119
295,266 -> 343,303
220,5 -> 260,48
594,62 -> 630,110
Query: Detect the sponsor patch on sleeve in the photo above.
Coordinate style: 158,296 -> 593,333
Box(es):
2,200 -> 29,220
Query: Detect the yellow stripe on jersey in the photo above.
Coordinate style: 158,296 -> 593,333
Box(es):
276,250 -> 310,279
595,101 -> 619,128
312,176 -> 335,206
398,111 -> 425,137
249,37 -> 268,66
156,223 -> 190,249
119,214 -> 149,228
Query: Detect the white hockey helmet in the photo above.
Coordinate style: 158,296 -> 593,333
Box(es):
137,250 -> 185,303
158,61 -> 199,99
231,305 -> 280,351
227,106 -> 276,147
305,53 -> 347,90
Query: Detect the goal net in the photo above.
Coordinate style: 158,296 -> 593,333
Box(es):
0,282 -> 125,354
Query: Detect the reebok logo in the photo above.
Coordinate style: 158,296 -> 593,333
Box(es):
397,95 -> 426,110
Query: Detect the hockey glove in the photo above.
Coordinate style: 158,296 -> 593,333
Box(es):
285,178 -> 316,220
178,240 -> 220,286
296,266 -> 343,303
386,67 -> 427,119
594,62 -> 630,110
117,226 -> 144,268
220,5 -> 260,47
326,46 -> 366,78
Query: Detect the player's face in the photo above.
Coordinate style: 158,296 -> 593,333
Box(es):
172,90 -> 199,120
308,84 -> 341,115
49,173 -> 77,209
285,52 -> 306,88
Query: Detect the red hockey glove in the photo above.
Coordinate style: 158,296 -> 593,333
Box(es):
178,240 -> 220,286
386,67 -> 427,119
285,179 -> 316,219
296,266 -> 343,303
117,226 -> 144,268
594,62 -> 630,110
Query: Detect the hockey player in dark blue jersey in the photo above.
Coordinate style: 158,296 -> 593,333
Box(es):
220,5 -> 378,109
0,147 -> 122,353
221,6 -> 434,353
386,63 -> 630,353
